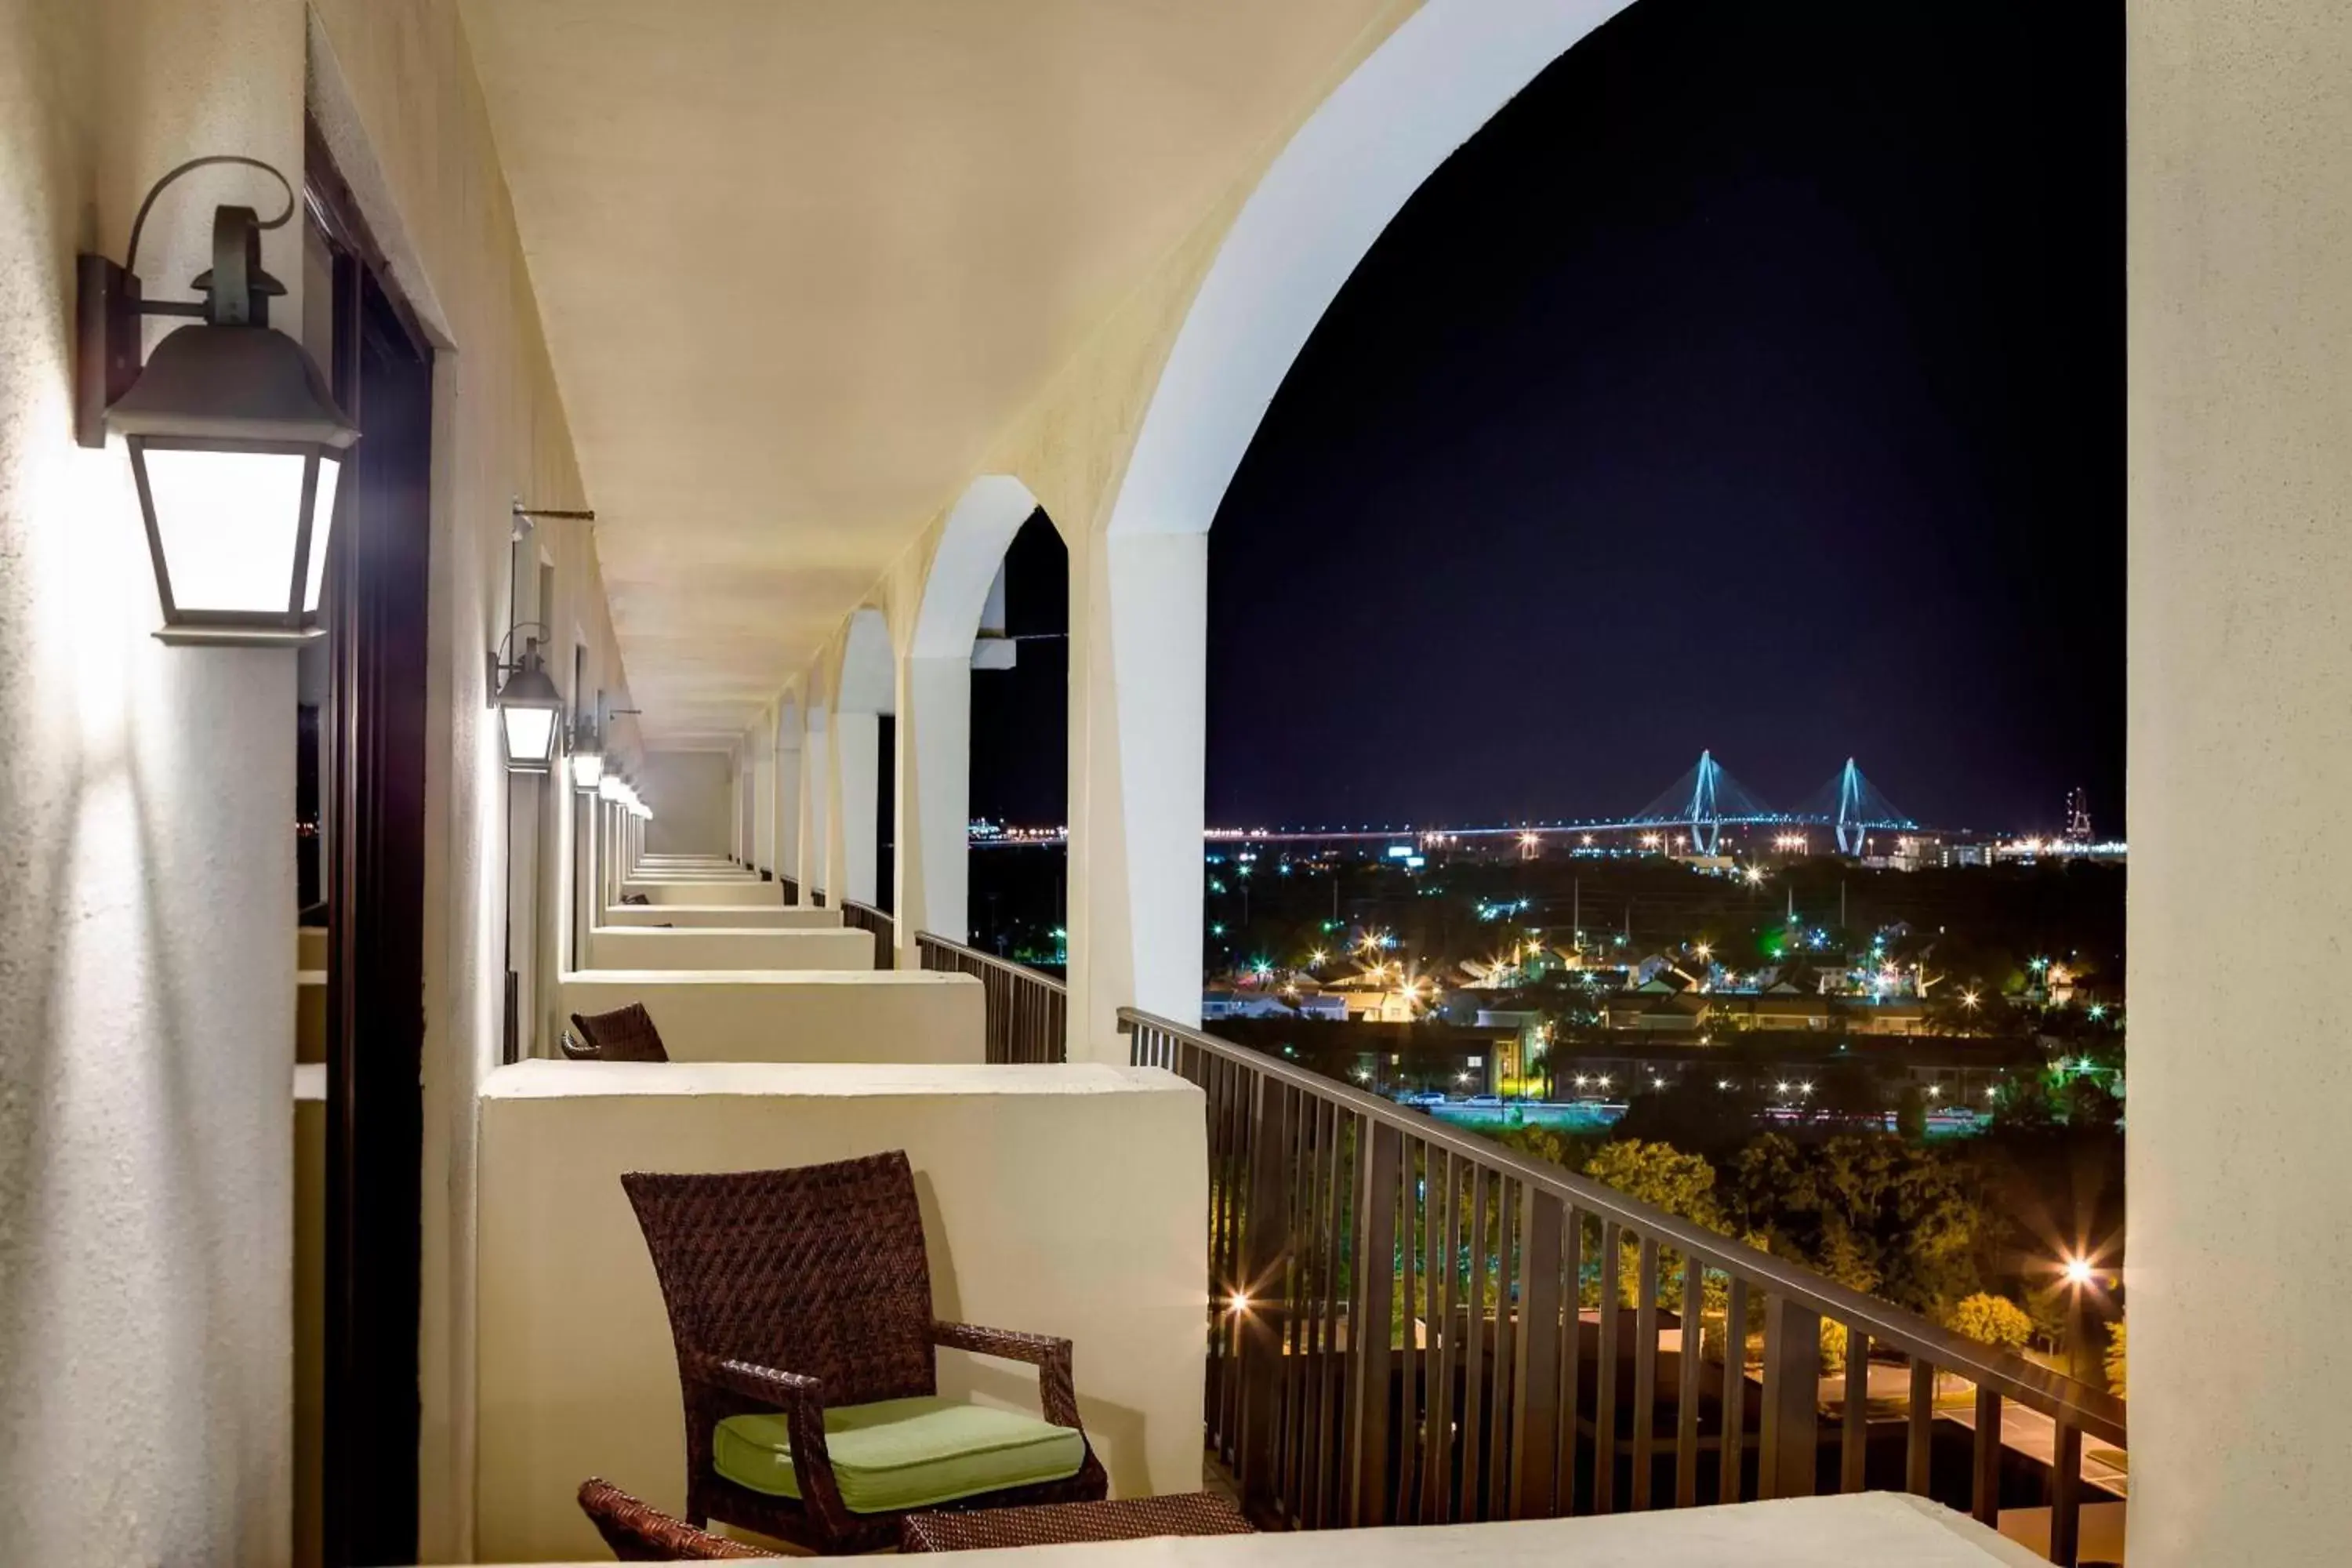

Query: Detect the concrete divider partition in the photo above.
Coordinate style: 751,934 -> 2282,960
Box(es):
559,971 -> 983,1062
601,905 -> 841,930
624,880 -> 782,906
587,925 -> 873,971
474,1060 -> 1207,1563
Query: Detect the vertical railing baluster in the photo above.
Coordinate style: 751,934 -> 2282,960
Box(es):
1906,1358 -> 1935,1497
1511,1188 -> 1565,1519
1594,1222 -> 1621,1514
2049,1416 -> 2082,1566
1461,1169 -> 1490,1516
1631,1234 -> 1659,1510
1556,1207 -> 1583,1515
1675,1259 -> 1704,1506
1345,1117 -> 1401,1526
1396,1139 -> 1422,1523
1719,1279 -> 1748,1505
1758,1295 -> 1820,1501
1432,1152 -> 1463,1523
1312,1098 -> 1344,1527
1970,1385 -> 2002,1527
1236,1073 -> 1293,1519
1420,1150 -> 1452,1523
1486,1180 -> 1520,1520
1841,1324 -> 1867,1494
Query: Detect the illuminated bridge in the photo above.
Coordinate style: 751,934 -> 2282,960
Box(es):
1177,752 -> 1924,856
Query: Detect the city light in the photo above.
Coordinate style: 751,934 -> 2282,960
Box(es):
1228,1290 -> 1252,1315
1693,940 -> 1714,961
1310,949 -> 1328,967
2060,1255 -> 2096,1289
1961,989 -> 1981,1010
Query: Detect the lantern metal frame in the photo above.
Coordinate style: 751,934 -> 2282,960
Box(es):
76,156 -> 358,644
488,622 -> 564,775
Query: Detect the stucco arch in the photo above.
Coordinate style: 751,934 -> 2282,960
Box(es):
837,607 -> 896,715
1069,0 -> 1635,1055
1107,0 -> 1633,539
913,475 -> 1044,659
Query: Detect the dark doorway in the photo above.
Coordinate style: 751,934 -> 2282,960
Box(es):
877,714 -> 897,913
308,124 -> 434,1568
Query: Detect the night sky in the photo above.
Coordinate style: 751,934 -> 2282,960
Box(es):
1203,0 -> 2122,837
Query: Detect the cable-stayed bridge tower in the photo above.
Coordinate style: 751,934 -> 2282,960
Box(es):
1797,758 -> 1918,855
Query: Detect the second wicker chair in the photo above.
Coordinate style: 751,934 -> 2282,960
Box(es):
622,1151 -> 1109,1553
565,1003 -> 670,1062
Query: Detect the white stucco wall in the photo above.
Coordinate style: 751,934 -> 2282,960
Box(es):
598,904 -> 840,929
0,1 -> 303,1559
474,1061 -> 1207,1563
643,750 -> 734,855
557,971 -> 983,1064
586,925 -> 876,972
2127,0 -> 2352,1560
624,878 -> 783,906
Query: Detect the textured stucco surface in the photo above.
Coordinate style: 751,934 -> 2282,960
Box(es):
557,971 -> 982,1063
0,0 -> 302,1559
641,749 -> 732,855
2126,0 -> 2352,1560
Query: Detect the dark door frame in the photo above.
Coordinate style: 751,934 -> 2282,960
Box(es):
308,120 -> 433,1568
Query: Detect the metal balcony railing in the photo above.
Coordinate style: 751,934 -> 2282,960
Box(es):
1122,1009 -> 2125,1565
838,898 -> 896,960
914,933 -> 1066,1063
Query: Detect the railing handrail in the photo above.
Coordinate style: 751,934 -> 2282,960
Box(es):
913,931 -> 1069,996
1119,1006 -> 2125,1450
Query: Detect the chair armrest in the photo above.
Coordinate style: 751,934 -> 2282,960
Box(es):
687,1356 -> 849,1520
930,1322 -> 1083,1428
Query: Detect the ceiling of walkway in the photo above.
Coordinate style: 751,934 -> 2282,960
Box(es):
457,0 -> 1398,742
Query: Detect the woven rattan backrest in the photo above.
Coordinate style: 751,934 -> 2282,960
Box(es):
569,1003 -> 669,1062
577,1477 -> 775,1559
622,1152 -> 937,1406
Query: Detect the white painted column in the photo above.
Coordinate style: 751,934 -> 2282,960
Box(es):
2129,2 -> 2352,1560
775,714 -> 802,898
834,711 -> 880,908
751,711 -> 777,875
1065,529 -> 1207,1062
900,655 -> 971,949
804,706 -> 830,901
0,1 -> 303,1559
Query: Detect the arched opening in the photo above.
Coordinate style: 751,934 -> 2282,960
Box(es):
1139,0 -> 2125,1535
906,476 -> 1069,965
967,510 -> 1069,964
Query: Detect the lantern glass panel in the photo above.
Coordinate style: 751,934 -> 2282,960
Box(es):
143,446 -> 310,614
502,705 -> 558,767
301,456 -> 341,612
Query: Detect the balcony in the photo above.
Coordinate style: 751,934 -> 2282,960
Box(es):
499,858 -> 2118,1563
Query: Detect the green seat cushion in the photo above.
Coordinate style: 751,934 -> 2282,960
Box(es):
713,1396 -> 1086,1514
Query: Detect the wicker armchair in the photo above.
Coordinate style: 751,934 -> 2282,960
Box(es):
568,1003 -> 670,1062
622,1152 -> 1109,1553
578,1478 -> 779,1560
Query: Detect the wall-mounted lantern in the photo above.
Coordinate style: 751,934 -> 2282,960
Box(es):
77,157 -> 358,644
570,710 -> 604,791
488,624 -> 563,774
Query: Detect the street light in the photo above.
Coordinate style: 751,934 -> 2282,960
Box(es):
77,157 -> 358,643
